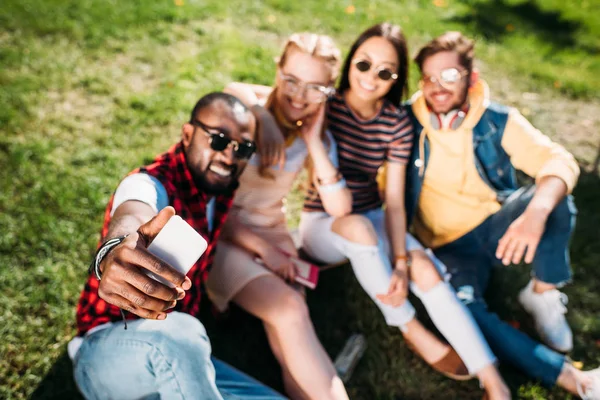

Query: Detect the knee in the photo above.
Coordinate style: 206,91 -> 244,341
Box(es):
159,313 -> 212,358
409,251 -> 442,291
331,215 -> 378,246
268,289 -> 310,329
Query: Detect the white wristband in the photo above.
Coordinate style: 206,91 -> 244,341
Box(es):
318,178 -> 347,194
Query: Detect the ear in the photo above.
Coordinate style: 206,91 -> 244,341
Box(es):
469,68 -> 480,88
181,123 -> 194,148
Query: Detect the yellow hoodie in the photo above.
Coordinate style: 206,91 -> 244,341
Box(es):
410,80 -> 579,249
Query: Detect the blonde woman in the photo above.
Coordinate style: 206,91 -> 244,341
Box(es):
206,33 -> 351,400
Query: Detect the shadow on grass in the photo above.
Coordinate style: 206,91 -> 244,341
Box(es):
29,352 -> 81,400
453,0 -> 598,54
31,168 -> 599,399
29,266 -> 355,399
199,264 -> 358,395
593,140 -> 600,175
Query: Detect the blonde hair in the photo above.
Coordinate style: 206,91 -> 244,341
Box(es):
259,33 -> 342,179
276,33 -> 342,84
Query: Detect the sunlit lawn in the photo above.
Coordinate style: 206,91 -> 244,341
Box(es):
1,0 -> 599,399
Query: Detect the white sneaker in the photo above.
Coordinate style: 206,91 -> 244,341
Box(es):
578,368 -> 600,400
518,280 -> 573,353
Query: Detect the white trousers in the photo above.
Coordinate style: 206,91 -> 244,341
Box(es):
299,208 -> 496,374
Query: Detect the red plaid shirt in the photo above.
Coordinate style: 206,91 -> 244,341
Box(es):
75,142 -> 234,335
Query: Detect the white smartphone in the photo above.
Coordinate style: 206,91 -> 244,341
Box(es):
145,215 -> 208,287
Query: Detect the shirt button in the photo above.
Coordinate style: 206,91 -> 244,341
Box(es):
415,159 -> 424,168
497,168 -> 504,176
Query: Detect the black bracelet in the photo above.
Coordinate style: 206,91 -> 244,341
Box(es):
88,235 -> 129,280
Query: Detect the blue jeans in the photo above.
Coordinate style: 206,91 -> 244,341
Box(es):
73,312 -> 286,399
432,185 -> 577,387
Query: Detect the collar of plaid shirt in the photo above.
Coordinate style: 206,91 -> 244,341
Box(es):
75,141 -> 234,335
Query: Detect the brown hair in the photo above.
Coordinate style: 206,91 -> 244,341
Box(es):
414,31 -> 475,73
338,22 -> 410,105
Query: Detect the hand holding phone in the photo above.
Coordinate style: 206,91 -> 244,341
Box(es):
97,208 -> 206,321
145,215 -> 208,287
255,249 -> 320,289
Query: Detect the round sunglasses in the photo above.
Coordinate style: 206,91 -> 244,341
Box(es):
420,68 -> 469,90
192,120 -> 256,160
352,59 -> 398,81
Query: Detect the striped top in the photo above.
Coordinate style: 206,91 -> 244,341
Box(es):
303,92 -> 414,213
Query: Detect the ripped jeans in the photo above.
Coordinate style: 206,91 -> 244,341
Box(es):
299,207 -> 496,374
432,186 -> 576,387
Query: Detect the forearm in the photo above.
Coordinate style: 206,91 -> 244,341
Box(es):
307,139 -> 336,178
308,140 -> 352,216
525,176 -> 569,219
383,163 -> 409,263
224,83 -> 263,107
105,201 -> 156,240
385,205 -> 408,261
105,215 -> 146,238
220,218 -> 271,257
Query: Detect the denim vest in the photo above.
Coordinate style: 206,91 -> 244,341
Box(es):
405,102 -> 519,225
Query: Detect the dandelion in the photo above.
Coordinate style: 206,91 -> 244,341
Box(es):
174,0 -> 184,6
433,0 -> 447,7
553,81 -> 562,88
505,24 -> 515,32
345,4 -> 356,14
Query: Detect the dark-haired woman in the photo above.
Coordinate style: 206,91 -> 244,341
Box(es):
299,23 -> 510,399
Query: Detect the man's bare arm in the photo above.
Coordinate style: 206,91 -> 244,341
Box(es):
96,203 -> 191,320
496,176 -> 568,265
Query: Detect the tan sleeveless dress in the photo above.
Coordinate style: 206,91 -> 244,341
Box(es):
206,133 -> 336,311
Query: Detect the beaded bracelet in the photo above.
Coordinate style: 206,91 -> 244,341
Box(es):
88,235 -> 129,281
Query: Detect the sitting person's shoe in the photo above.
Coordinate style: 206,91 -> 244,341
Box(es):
430,347 -> 473,381
577,368 -> 600,400
405,337 -> 473,381
518,280 -> 573,353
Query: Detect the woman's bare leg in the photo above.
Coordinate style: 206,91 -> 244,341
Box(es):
263,324 -> 310,400
232,275 -> 348,400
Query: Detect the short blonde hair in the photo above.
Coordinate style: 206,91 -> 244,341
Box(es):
277,33 -> 342,83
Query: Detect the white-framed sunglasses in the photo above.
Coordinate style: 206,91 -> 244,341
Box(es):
420,67 -> 469,90
279,72 -> 335,104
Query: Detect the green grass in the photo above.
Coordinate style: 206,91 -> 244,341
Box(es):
1,0 -> 599,399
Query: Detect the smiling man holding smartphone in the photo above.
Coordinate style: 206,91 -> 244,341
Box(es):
70,92 -> 285,399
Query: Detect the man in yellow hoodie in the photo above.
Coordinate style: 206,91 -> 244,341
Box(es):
404,32 -> 599,398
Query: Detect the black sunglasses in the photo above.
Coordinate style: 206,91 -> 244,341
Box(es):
192,120 -> 256,160
353,59 -> 398,81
